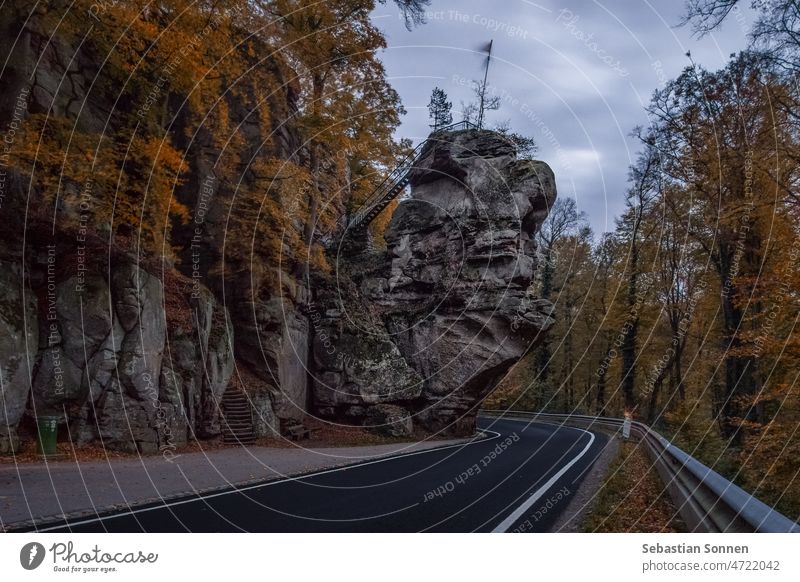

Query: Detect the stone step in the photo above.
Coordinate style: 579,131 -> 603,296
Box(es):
219,386 -> 255,445
222,392 -> 247,399
222,408 -> 250,415
223,430 -> 254,437
222,426 -> 254,433
222,427 -> 254,435
223,411 -> 251,417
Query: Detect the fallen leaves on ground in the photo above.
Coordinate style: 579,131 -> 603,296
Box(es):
581,441 -> 686,533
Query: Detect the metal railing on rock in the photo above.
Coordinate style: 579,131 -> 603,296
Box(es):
480,410 -> 800,533
346,120 -> 479,232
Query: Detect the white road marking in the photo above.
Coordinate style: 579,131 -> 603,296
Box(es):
491,427 -> 596,532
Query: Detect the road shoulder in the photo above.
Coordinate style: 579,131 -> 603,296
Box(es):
549,433 -> 620,532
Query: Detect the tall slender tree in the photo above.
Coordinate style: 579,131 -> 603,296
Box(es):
427,87 -> 453,131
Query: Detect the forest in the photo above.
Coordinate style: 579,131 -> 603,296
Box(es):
1,0 -> 797,523
488,1 -> 800,518
1,0 -> 427,277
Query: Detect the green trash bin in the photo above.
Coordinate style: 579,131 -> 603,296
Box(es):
36,415 -> 59,456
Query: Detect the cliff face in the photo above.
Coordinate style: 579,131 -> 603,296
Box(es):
312,130 -> 556,436
0,14 -> 554,452
0,14 -> 304,454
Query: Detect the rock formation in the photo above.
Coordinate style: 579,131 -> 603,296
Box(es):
0,8 -> 555,451
0,11 -> 296,453
311,130 -> 556,436
0,258 -> 38,454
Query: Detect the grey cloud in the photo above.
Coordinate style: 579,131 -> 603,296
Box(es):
373,0 -> 751,234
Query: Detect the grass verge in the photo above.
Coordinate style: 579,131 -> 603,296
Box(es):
581,440 -> 686,532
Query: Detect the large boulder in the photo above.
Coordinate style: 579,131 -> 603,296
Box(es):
312,130 -> 556,436
311,312 -> 422,414
112,263 -> 166,401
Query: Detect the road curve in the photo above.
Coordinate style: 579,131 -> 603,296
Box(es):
22,418 -> 608,533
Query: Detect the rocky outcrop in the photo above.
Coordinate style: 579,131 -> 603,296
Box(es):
0,8 -> 296,453
0,5 -> 555,450
0,259 -> 38,453
23,261 -> 236,454
311,130 -> 557,436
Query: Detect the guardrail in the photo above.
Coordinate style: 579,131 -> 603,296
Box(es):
480,410 -> 800,533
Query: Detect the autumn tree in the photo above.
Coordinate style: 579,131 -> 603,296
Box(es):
269,0 -> 406,268
614,142 -> 663,414
547,225 -> 594,411
587,234 -> 621,415
2,0 -> 411,286
642,185 -> 703,422
685,0 -> 800,71
535,197 -> 583,394
643,53 -> 798,443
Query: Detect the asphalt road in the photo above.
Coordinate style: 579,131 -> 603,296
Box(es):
24,417 -> 607,533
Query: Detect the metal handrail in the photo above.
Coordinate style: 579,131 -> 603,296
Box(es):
347,119 -> 479,231
479,409 -> 800,533
349,139 -> 428,228
432,119 -> 479,132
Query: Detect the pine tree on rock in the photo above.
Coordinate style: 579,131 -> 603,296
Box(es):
428,87 -> 453,130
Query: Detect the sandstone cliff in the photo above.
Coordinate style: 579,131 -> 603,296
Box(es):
311,130 -> 556,436
0,10 -> 555,452
0,9 -> 304,453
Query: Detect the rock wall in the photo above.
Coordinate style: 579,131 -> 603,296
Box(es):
0,258 -> 38,454
0,10 -> 303,453
311,130 -> 557,436
0,253 -> 238,454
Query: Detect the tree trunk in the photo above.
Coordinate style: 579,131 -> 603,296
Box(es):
621,250 -> 639,413
595,347 -> 611,415
646,361 -> 670,424
719,286 -> 757,445
674,340 -> 685,401
535,251 -> 554,385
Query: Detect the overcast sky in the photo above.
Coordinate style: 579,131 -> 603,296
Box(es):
371,0 -> 753,235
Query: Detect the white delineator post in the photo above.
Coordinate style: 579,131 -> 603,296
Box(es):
622,415 -> 631,440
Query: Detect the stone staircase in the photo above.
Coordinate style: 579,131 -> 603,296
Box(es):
220,386 -> 255,445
